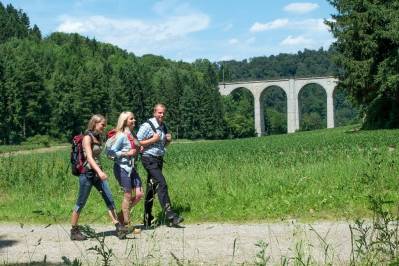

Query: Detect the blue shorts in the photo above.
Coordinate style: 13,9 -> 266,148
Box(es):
113,164 -> 142,192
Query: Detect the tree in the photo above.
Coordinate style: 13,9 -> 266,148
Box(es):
326,0 -> 399,129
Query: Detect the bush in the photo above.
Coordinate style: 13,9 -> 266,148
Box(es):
21,135 -> 55,147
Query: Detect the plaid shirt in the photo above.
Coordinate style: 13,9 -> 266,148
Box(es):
137,117 -> 167,157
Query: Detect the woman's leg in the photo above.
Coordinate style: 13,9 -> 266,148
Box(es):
71,173 -> 93,225
131,186 -> 144,207
130,169 -> 144,207
122,191 -> 132,225
93,178 -> 118,224
70,173 -> 92,241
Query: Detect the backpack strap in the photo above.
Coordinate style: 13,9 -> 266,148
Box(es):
162,123 -> 168,134
146,120 -> 167,134
146,120 -> 157,133
85,131 -> 95,147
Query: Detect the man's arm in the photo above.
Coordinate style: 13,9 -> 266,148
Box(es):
137,122 -> 160,147
140,133 -> 160,147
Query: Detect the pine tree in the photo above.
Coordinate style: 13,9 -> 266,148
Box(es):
327,0 -> 399,129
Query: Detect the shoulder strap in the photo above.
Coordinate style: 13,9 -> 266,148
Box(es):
84,131 -> 96,147
162,123 -> 168,134
146,120 -> 157,133
131,131 -> 138,140
147,120 -> 167,134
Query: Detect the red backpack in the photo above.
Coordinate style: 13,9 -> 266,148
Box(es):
70,133 -> 92,176
105,129 -> 139,160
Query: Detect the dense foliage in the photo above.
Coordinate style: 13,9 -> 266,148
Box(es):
0,3 -> 226,143
0,2 -> 359,143
327,0 -> 399,129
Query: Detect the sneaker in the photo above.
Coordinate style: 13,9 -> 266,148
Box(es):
70,226 -> 87,241
125,223 -> 141,234
132,227 -> 142,234
115,223 -> 128,239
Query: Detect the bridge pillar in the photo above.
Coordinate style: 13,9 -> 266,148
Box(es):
254,93 -> 264,136
287,79 -> 298,133
326,87 -> 334,128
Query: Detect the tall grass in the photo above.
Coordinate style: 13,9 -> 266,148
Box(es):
0,126 -> 398,223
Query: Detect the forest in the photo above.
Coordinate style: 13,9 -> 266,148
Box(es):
0,2 -> 359,144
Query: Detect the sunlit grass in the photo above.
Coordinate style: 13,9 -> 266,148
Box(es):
1,126 -> 398,223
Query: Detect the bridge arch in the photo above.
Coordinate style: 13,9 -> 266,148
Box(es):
298,83 -> 327,130
218,77 -> 338,136
261,85 -> 288,134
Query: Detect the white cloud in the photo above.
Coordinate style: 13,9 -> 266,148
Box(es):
56,13 -> 210,54
250,19 -> 289,32
249,18 -> 328,33
219,55 -> 234,61
228,38 -> 238,45
281,35 -> 313,46
295,18 -> 329,31
283,2 -> 319,14
153,0 -> 193,16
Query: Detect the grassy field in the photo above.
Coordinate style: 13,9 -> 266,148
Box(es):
0,125 -> 398,224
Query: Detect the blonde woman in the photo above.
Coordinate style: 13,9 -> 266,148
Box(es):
108,111 -> 144,232
70,114 -> 128,241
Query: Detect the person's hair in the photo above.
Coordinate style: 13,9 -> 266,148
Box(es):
153,103 -> 166,113
115,111 -> 134,133
87,114 -> 106,132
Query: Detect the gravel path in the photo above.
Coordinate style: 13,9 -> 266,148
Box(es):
0,221 -> 353,265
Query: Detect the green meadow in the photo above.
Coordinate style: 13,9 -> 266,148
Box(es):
1,126 -> 398,224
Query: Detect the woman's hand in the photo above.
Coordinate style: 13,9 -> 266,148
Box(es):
98,170 -> 107,180
125,149 -> 137,157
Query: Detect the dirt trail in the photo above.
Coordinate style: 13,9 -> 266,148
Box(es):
0,221 -> 352,265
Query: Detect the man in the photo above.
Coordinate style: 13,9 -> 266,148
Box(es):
137,103 -> 184,227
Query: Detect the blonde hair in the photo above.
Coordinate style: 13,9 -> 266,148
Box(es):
115,111 -> 134,133
87,114 -> 106,132
153,103 -> 166,113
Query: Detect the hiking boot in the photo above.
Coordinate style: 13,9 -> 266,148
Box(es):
115,223 -> 128,240
166,210 -> 184,226
143,213 -> 155,228
117,210 -> 125,225
170,215 -> 184,226
70,226 -> 87,241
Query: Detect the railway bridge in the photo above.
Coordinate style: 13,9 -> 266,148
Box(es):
218,77 -> 338,135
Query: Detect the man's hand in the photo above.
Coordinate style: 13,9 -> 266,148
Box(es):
152,133 -> 160,142
165,133 -> 172,142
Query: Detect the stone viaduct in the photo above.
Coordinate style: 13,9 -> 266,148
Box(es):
218,77 -> 338,136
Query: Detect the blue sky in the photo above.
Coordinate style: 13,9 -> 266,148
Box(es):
3,0 -> 336,62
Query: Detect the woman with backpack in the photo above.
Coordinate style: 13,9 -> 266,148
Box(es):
108,111 -> 144,232
70,114 -> 128,241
